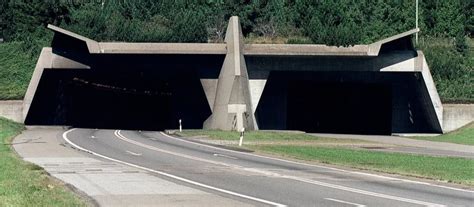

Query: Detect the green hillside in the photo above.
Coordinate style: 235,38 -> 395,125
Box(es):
0,0 -> 472,101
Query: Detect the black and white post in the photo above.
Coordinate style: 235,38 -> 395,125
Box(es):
239,128 -> 245,147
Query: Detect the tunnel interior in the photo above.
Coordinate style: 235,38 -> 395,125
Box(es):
255,71 -> 441,135
25,54 -> 223,130
286,82 -> 392,135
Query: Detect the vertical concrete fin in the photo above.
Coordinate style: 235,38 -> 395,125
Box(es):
22,47 -> 53,123
200,79 -> 218,112
203,16 -> 256,130
417,51 -> 444,132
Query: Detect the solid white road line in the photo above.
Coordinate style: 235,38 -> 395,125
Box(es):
125,150 -> 142,156
159,132 -> 474,194
118,130 -> 446,207
62,129 -> 286,207
324,198 -> 366,207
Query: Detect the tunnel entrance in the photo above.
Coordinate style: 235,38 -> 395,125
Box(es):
255,71 -> 393,135
25,67 -> 212,130
286,82 -> 392,135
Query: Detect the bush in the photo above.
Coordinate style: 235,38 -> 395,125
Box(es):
419,38 -> 473,103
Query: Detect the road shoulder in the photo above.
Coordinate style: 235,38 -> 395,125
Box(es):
13,129 -> 251,207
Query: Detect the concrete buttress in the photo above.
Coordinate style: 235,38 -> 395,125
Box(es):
203,17 -> 256,131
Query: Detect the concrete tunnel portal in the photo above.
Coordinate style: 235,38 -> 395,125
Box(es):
25,54 -> 223,130
22,17 -> 444,134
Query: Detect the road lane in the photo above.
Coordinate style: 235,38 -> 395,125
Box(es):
65,128 -> 474,207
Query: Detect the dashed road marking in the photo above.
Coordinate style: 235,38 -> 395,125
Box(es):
324,198 -> 366,207
126,150 -> 142,156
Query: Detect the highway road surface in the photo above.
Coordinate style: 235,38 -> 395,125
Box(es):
64,128 -> 474,207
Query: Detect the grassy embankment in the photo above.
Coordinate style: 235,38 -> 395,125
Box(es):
176,129 -> 474,186
409,122 -> 474,146
0,117 -> 87,206
0,42 -> 36,100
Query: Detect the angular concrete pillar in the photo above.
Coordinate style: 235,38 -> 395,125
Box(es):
417,51 -> 443,130
203,17 -> 256,131
22,48 -> 53,123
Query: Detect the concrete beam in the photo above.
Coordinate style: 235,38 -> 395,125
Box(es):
244,44 -> 370,56
51,53 -> 91,69
22,48 -> 53,123
97,43 -> 226,54
203,16 -> 256,131
47,24 -> 100,53
48,24 -> 419,57
368,28 -> 419,56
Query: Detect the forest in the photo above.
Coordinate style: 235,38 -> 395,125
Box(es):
0,0 -> 472,101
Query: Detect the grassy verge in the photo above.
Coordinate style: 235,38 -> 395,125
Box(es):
408,122 -> 474,146
176,130 -> 372,145
0,117 -> 87,206
252,145 -> 474,186
178,130 -> 474,186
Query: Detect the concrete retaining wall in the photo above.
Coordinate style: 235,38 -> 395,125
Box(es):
443,104 -> 474,132
0,100 -> 23,122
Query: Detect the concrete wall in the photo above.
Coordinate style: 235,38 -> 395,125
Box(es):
0,100 -> 23,122
443,104 -> 474,132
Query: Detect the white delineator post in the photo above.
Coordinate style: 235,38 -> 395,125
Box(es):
239,127 -> 245,147
179,119 -> 182,132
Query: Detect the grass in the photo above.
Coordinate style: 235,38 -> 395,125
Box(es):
0,117 -> 87,206
178,130 -> 474,186
176,130 -> 370,145
408,122 -> 474,146
0,42 -> 36,100
252,145 -> 474,186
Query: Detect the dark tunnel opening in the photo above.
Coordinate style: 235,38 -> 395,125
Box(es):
255,71 -> 394,135
286,82 -> 392,135
25,54 -> 222,130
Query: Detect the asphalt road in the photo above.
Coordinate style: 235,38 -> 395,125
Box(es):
64,128 -> 474,207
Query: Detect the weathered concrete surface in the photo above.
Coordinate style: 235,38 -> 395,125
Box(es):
443,104 -> 474,132
418,51 -> 444,129
204,16 -> 255,131
98,43 -> 227,54
13,129 -> 251,207
22,48 -> 52,123
0,100 -> 22,122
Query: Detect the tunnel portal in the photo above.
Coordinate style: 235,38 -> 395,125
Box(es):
22,18 -> 444,134
24,54 -> 222,131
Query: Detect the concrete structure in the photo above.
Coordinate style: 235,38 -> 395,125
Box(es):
22,16 -> 449,134
443,104 -> 474,132
0,100 -> 23,122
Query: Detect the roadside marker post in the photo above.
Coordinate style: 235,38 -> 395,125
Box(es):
239,128 -> 245,147
179,119 -> 182,132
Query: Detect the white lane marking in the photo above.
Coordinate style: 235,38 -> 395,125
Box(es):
325,198 -> 366,207
62,129 -> 286,207
119,130 -> 446,207
213,153 -> 238,160
159,132 -> 474,194
115,131 -> 233,167
126,150 -> 142,156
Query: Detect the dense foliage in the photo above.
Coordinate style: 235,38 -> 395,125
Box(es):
0,0 -> 472,101
1,0 -> 472,44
